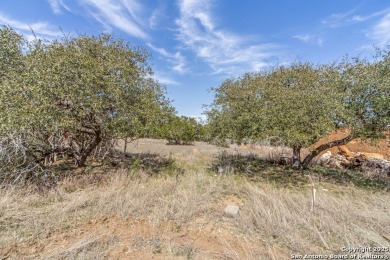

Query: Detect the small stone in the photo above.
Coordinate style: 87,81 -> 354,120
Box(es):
224,205 -> 240,216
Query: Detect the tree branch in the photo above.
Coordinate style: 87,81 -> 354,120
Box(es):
302,134 -> 356,169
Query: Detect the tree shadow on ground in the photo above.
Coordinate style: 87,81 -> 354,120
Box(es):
212,151 -> 390,191
0,151 -> 180,193
110,151 -> 178,175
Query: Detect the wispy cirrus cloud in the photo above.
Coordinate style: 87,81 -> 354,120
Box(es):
321,8 -> 358,28
48,0 -> 71,14
149,4 -> 168,30
148,43 -> 188,74
293,33 -> 324,46
321,7 -> 390,28
175,0 -> 280,75
321,7 -> 390,46
0,11 -> 62,40
152,71 -> 179,86
79,0 -> 148,39
350,9 -> 390,23
295,7 -> 390,48
367,11 -> 390,46
294,34 -> 311,43
149,9 -> 160,29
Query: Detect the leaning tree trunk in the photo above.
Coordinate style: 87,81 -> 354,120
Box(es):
78,130 -> 102,167
301,134 -> 355,169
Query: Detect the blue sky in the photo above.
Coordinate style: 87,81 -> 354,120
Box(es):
1,0 -> 389,118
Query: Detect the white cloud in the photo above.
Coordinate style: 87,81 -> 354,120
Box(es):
0,12 -> 62,39
321,8 -> 390,28
148,2 -> 169,30
317,38 -> 324,47
294,33 -> 324,47
48,0 -> 71,14
367,12 -> 390,46
148,43 -> 188,74
295,8 -> 390,48
321,9 -> 356,28
294,34 -> 311,43
350,15 -> 365,22
350,9 -> 390,23
149,9 -> 159,29
152,72 -> 180,86
175,0 -> 279,75
79,0 -> 148,39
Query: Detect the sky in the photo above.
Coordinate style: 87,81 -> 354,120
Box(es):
1,0 -> 390,118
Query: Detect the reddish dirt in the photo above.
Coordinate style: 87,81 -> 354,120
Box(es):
313,129 -> 390,160
1,215 -> 289,259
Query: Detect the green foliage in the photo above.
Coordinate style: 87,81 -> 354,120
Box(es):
162,116 -> 204,145
207,53 -> 390,168
337,51 -> 390,138
0,27 -> 174,168
2,31 -> 172,137
0,26 -> 23,80
207,63 -> 340,146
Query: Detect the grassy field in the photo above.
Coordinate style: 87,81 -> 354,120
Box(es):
1,139 -> 389,259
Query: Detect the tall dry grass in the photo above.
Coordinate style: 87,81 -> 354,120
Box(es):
1,168 -> 389,259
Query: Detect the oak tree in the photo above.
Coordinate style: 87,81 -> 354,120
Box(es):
0,27 -> 174,167
206,55 -> 389,168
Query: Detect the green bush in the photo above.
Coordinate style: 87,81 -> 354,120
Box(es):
162,116 -> 204,145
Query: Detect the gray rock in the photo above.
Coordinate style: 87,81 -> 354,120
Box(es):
224,205 -> 240,216
318,151 -> 332,165
363,158 -> 390,175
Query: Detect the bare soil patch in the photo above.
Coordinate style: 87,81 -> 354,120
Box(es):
314,129 -> 390,160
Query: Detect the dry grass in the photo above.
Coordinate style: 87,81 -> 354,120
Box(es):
1,169 -> 389,259
240,183 -> 389,252
1,139 -> 389,259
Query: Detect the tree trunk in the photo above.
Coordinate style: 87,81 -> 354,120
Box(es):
292,146 -> 302,169
301,134 -> 355,169
124,138 -> 128,153
77,130 -> 102,167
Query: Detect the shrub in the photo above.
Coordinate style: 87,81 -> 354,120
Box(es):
163,116 -> 204,145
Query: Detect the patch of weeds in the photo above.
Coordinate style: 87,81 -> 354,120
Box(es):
212,151 -> 390,191
172,245 -> 197,259
310,166 -> 390,191
208,139 -> 230,148
84,166 -> 93,172
118,152 -> 184,176
211,151 -> 308,187
153,246 -> 162,254
172,224 -> 182,233
57,163 -> 72,171
127,158 -> 140,178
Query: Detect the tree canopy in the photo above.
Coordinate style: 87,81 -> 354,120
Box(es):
161,115 -> 205,145
0,27 -> 174,167
206,52 -> 390,168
